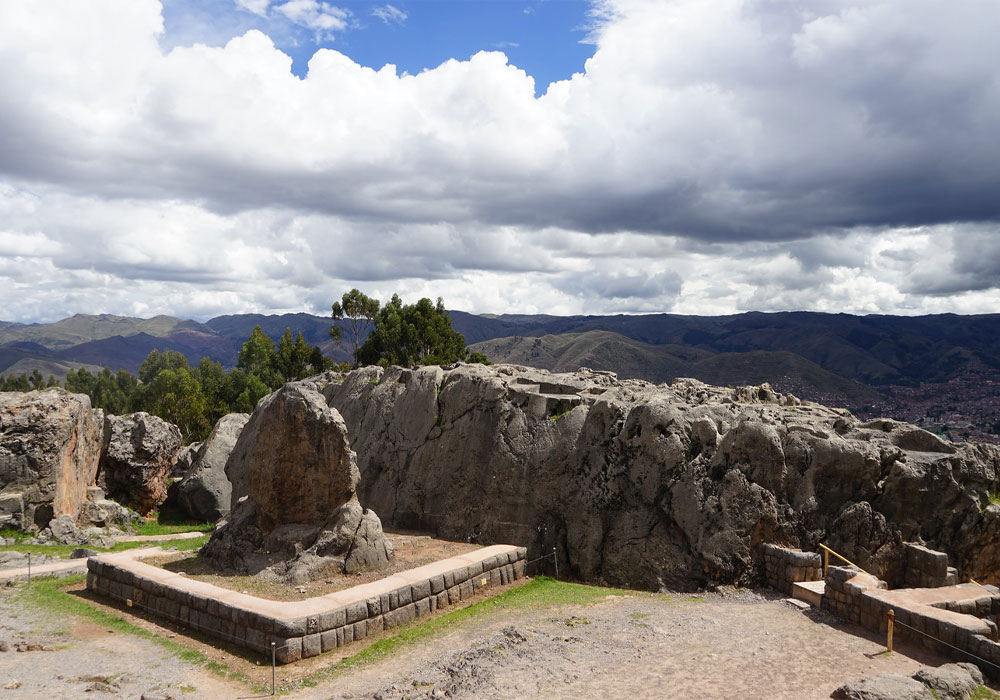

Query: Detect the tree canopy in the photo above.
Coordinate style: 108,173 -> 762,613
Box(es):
60,325 -> 331,442
331,288 -> 380,367
357,294 -> 490,367
1,370 -> 59,392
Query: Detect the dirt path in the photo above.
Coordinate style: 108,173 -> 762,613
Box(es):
2,582 -> 990,700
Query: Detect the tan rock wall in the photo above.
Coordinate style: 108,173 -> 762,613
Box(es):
0,389 -> 102,529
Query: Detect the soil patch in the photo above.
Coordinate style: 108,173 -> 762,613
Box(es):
143,531 -> 481,601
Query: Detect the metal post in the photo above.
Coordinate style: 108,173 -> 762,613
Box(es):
823,548 -> 828,576
553,547 -> 559,579
271,642 -> 276,695
887,609 -> 894,653
27,553 -> 30,584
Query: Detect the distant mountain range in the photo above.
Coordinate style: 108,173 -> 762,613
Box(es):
2,310 -> 998,442
0,313 -> 346,380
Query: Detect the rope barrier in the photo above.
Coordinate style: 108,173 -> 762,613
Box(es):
818,543 -> 872,577
891,616 -> 1000,672
523,549 -> 560,579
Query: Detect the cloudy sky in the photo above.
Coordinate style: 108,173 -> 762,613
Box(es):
1,0 -> 999,323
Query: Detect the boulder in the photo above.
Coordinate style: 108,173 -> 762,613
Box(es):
204,384 -> 392,580
171,441 -> 202,479
175,413 -> 248,522
831,675 -> 935,700
0,389 -> 103,530
912,663 -> 984,699
834,664 -> 986,700
79,485 -> 137,529
100,413 -> 182,515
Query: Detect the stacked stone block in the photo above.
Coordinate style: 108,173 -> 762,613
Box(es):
822,564 -> 1000,679
904,543 -> 959,588
761,543 -> 822,594
821,565 -> 887,624
87,544 -> 527,664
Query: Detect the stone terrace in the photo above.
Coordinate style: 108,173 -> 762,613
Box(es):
87,544 -> 526,663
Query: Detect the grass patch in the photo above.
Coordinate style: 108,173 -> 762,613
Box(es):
12,574 -> 261,691
132,519 -> 214,537
0,534 -> 211,558
0,527 -> 30,543
973,687 -> 1000,700
290,576 -> 627,691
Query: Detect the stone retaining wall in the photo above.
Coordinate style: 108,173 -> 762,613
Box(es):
87,544 -> 526,663
823,564 -> 1000,679
821,565 -> 887,626
904,543 -> 959,588
760,543 -> 822,594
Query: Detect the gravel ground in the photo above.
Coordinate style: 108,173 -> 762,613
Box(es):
0,586 -> 243,699
1,581 -> 991,700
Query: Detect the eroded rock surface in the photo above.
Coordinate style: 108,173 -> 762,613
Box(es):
175,413 -> 248,522
299,364 -> 1000,590
101,413 -> 182,515
833,663 -> 985,700
0,389 -> 103,530
205,384 -> 392,582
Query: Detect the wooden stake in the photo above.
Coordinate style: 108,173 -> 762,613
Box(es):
887,609 -> 895,653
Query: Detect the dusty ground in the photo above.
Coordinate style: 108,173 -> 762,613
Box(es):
2,577 -> 989,700
145,532 -> 481,601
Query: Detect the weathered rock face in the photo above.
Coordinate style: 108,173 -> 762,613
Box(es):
833,663 -> 984,700
171,441 -> 202,479
175,413 -> 248,523
101,412 -> 182,515
205,384 -> 392,582
0,389 -> 103,530
304,364 -> 1000,591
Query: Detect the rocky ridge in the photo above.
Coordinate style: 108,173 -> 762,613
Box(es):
308,363 -> 1000,590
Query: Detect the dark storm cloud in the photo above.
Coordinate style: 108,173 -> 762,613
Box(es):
1,0 -> 999,321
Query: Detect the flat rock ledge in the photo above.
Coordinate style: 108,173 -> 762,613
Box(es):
86,544 -> 526,663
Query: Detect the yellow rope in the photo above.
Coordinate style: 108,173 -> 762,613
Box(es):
818,543 -> 870,575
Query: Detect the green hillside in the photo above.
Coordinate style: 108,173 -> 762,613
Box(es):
0,314 -> 198,351
471,330 -> 880,405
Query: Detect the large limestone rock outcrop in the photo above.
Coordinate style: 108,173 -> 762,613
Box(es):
298,364 -> 1000,591
0,389 -> 103,530
204,384 -> 392,582
101,412 -> 182,515
175,413 -> 248,522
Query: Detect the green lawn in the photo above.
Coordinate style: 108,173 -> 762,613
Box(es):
0,533 -> 211,558
1,516 -> 213,558
132,516 -> 214,537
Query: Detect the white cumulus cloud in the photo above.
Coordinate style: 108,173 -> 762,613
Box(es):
0,0 -> 998,323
